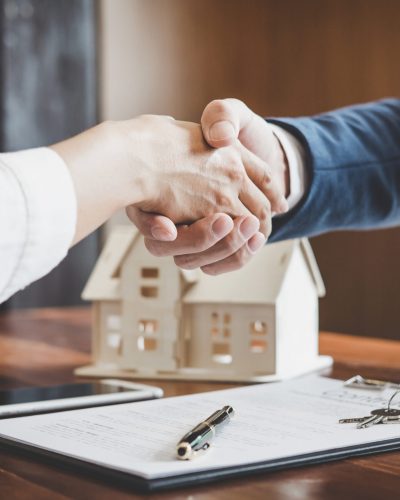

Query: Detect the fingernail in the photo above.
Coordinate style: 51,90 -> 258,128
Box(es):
212,216 -> 232,238
247,232 -> 266,253
239,217 -> 260,239
151,225 -> 174,241
209,121 -> 235,142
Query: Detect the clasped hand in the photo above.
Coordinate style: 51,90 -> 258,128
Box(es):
127,98 -> 289,275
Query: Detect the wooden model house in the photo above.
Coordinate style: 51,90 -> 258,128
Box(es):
76,226 -> 332,382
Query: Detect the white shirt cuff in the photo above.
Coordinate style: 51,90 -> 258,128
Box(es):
0,147 -> 77,302
269,124 -> 307,211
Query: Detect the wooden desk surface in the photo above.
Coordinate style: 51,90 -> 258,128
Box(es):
0,307 -> 399,499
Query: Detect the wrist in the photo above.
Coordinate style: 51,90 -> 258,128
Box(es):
111,116 -> 161,209
51,122 -> 138,244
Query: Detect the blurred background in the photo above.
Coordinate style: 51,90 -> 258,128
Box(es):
1,0 -> 400,341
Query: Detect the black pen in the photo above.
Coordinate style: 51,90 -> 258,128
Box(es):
176,405 -> 235,460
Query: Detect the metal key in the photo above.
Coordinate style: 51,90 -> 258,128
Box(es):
339,408 -> 400,428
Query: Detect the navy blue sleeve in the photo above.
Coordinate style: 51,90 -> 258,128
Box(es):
268,98 -> 400,242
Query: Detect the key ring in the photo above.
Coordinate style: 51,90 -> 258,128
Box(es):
387,389 -> 400,412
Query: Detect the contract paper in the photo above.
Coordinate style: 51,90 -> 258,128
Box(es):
0,376 -> 399,480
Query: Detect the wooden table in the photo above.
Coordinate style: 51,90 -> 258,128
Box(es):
0,308 -> 399,499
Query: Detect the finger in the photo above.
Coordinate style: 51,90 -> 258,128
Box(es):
238,179 -> 272,238
202,99 -> 288,194
201,232 -> 266,276
126,206 -> 177,241
201,98 -> 254,148
174,215 -> 260,270
144,213 -> 234,258
239,144 -> 288,214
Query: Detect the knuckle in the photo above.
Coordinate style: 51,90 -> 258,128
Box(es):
263,164 -> 272,178
208,99 -> 230,116
259,205 -> 271,223
218,146 -> 240,167
214,191 -> 234,211
227,164 -> 246,185
262,169 -> 272,187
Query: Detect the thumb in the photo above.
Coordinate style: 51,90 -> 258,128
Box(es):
201,98 -> 253,148
126,206 -> 178,241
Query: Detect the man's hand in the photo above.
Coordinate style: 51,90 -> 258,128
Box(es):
127,99 -> 289,275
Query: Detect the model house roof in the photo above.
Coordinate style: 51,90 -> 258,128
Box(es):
82,226 -> 199,301
83,224 -> 325,304
183,238 -> 325,305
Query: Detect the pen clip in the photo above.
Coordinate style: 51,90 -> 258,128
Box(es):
193,442 -> 210,457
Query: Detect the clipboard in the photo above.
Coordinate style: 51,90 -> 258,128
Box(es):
1,375 -> 399,492
1,434 -> 400,492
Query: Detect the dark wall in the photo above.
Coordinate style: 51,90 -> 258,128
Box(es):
0,0 -> 99,308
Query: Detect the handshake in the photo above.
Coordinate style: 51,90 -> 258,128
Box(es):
55,98 -> 290,276
128,98 -> 289,276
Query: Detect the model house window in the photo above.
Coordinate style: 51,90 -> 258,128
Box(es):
138,319 -> 159,334
210,311 -> 232,364
137,319 -> 159,351
140,286 -> 159,298
107,314 -> 121,331
250,338 -> 267,353
250,320 -> 267,335
106,314 -> 122,355
249,320 -> 268,353
140,267 -> 160,298
107,332 -> 122,351
137,336 -> 157,351
141,268 -> 159,279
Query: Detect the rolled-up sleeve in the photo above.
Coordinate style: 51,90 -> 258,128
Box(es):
0,147 -> 77,303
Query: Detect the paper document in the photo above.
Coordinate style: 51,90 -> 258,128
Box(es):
1,376 -> 399,482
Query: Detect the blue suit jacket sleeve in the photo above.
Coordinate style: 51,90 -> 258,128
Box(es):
268,98 -> 400,242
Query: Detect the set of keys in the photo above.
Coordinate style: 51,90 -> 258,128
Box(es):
339,381 -> 400,429
339,408 -> 400,429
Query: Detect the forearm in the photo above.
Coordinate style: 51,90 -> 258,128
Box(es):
0,120 -> 148,302
269,98 -> 400,241
51,121 -> 147,245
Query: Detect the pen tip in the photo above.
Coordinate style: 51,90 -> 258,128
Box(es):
177,443 -> 192,460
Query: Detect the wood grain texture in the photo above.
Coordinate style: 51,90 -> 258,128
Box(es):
0,307 -> 399,498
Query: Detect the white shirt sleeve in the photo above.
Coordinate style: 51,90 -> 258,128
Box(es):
269,124 -> 307,211
0,147 -> 77,303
